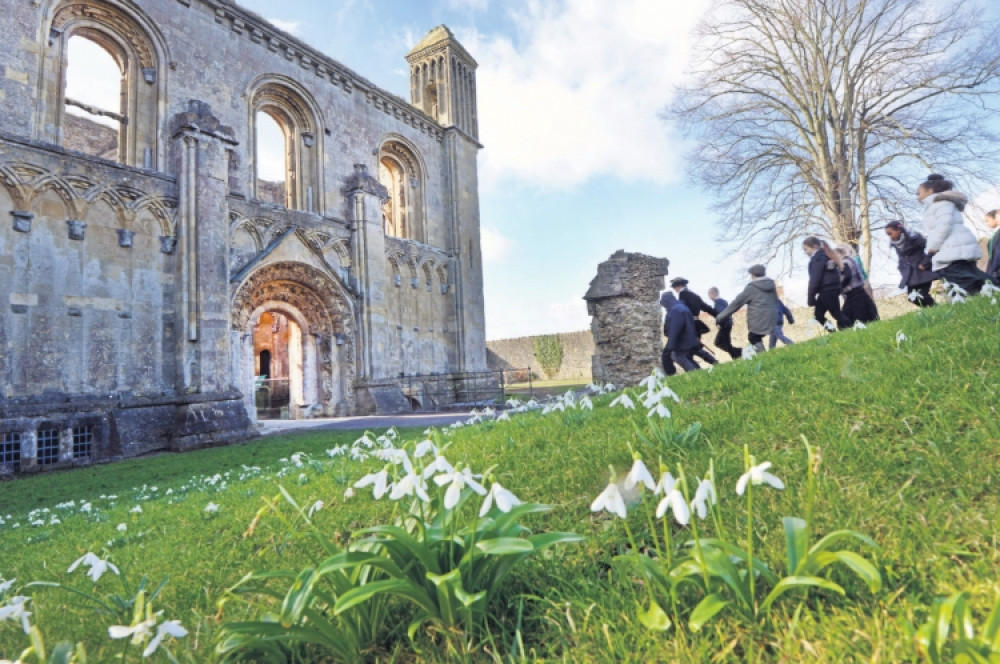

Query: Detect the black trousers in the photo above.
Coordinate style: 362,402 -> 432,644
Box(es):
661,345 -> 699,374
714,326 -> 742,359
813,290 -> 849,329
747,332 -> 766,352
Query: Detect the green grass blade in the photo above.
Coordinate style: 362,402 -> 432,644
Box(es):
688,593 -> 730,632
760,575 -> 845,613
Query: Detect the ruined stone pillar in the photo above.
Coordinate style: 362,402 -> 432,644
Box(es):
583,250 -> 670,387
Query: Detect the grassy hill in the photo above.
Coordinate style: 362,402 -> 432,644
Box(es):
1,296 -> 998,662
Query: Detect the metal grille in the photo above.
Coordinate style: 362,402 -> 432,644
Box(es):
1,432 -> 21,473
72,425 -> 93,460
37,428 -> 61,465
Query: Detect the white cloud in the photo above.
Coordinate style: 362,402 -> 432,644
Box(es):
268,18 -> 302,35
480,225 -> 515,264
459,0 -> 710,190
446,0 -> 490,11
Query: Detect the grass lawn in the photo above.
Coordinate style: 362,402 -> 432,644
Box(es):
1,296 -> 998,662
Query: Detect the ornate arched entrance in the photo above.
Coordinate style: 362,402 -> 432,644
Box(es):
231,261 -> 356,419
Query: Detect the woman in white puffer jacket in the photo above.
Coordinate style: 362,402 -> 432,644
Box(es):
918,173 -> 993,294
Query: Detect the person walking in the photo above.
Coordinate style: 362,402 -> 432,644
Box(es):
660,292 -> 704,373
769,299 -> 795,348
716,264 -> 778,353
707,287 -> 742,359
985,210 -> 1000,282
837,246 -> 880,325
664,279 -> 718,366
885,221 -> 938,307
918,173 -> 993,294
803,236 -> 850,330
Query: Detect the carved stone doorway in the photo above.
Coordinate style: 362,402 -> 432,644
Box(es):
231,261 -> 356,420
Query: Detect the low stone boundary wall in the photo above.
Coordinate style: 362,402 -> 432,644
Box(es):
486,330 -> 594,381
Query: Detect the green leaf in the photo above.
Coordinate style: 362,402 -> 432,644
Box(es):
48,642 -> 74,664
476,537 -> 534,555
760,575 -> 845,613
637,600 -> 672,631
699,547 -> 752,610
982,595 -> 1000,649
527,531 -> 585,551
782,517 -> 809,576
809,529 -> 878,555
280,566 -> 317,625
811,551 -> 882,593
689,593 -> 730,632
334,578 -> 436,617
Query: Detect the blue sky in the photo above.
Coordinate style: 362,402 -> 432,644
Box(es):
80,0 -> 1000,339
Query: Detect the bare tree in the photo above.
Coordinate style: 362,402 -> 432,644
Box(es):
669,0 -> 1000,271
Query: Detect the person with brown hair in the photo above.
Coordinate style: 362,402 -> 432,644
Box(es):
836,246 -> 879,324
885,220 -> 937,307
918,173 -> 992,294
802,236 -> 849,330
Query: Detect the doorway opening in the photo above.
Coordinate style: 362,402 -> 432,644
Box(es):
253,311 -> 302,419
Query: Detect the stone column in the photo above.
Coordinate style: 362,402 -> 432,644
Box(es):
583,250 -> 670,387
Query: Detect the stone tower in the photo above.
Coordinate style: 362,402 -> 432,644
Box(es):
406,26 -> 479,140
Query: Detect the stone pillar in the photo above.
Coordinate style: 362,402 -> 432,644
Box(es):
166,100 -> 253,449
583,250 -> 670,387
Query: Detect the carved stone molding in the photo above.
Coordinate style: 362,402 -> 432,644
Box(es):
10,210 -> 32,233
67,219 -> 87,240
117,229 -> 134,248
52,2 -> 156,70
344,164 -> 388,201
160,235 -> 177,254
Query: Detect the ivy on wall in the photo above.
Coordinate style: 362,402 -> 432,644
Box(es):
532,335 -> 563,379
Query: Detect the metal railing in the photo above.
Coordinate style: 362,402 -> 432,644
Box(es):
401,368 -> 533,411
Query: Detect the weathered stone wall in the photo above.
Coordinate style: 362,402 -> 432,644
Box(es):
584,250 -> 670,387
0,0 -> 487,473
486,331 -> 595,381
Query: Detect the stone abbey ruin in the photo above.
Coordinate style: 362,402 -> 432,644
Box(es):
0,1 -> 487,473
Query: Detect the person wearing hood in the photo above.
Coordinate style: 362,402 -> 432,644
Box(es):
885,220 -> 937,307
836,246 -> 880,325
803,236 -> 850,330
715,264 -> 778,353
660,291 -> 704,373
985,210 -> 1000,282
919,173 -> 993,294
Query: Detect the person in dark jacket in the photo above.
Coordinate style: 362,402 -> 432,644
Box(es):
660,292 -> 703,373
885,221 -> 937,307
837,246 -> 879,324
985,210 -> 1000,281
716,264 -> 778,352
803,236 -> 849,330
769,299 -> 795,348
707,287 -> 742,359
662,281 -> 718,367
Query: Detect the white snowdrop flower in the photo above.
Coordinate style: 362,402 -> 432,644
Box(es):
907,289 -> 923,302
307,500 -> 324,518
579,395 -> 594,411
143,619 -> 188,657
591,482 -> 627,519
655,488 -> 690,525
735,462 -> 785,496
980,281 -> 1000,297
204,502 -> 220,514
422,454 -> 454,479
496,411 -> 511,421
624,459 -> 656,492
0,595 -> 32,634
691,479 -> 718,520
389,472 -> 430,502
587,382 -> 603,394
48,517 -> 60,525
413,439 -> 437,458
290,452 -> 306,467
80,502 -> 93,513
743,345 -> 758,360
349,447 -> 368,461
297,473 -> 308,484
68,553 -> 120,582
354,468 -> 391,500
343,487 -> 355,499
117,523 -> 128,533
354,433 -> 376,449
896,330 -> 907,346
610,393 -> 635,409
164,488 -> 173,496
603,383 -> 616,393
434,467 -> 487,509
130,505 -> 142,514
108,614 -> 158,646
639,373 -> 662,390
657,385 -> 680,403
653,471 -> 676,496
647,402 -> 671,419
30,519 -> 44,527
326,445 -> 347,458
0,578 -> 15,594
479,482 -> 522,516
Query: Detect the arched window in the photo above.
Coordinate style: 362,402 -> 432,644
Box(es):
250,80 -> 322,212
377,139 -> 424,242
42,2 -> 163,168
63,35 -> 123,160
